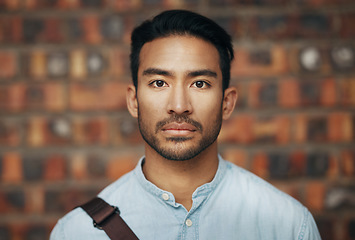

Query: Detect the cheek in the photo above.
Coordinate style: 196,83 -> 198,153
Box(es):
191,94 -> 223,121
137,92 -> 166,119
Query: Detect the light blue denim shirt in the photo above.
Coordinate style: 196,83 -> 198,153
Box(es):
50,156 -> 321,240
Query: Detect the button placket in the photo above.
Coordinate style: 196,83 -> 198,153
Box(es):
185,219 -> 193,227
162,193 -> 170,201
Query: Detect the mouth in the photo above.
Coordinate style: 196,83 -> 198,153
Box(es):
161,122 -> 197,136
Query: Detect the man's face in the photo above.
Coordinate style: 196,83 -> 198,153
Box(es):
133,36 -> 225,161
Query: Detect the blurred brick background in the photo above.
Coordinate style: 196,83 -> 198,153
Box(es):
0,0 -> 354,239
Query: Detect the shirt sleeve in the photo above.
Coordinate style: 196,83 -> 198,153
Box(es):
299,209 -> 322,240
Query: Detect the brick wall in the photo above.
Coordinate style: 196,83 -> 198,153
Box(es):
0,0 -> 354,239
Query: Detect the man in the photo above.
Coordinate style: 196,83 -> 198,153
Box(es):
50,10 -> 321,239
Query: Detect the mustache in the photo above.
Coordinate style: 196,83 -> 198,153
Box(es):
155,114 -> 203,133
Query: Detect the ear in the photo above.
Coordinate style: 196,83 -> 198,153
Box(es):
126,84 -> 138,118
222,87 -> 238,120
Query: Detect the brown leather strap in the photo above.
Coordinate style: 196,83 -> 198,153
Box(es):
81,197 -> 139,240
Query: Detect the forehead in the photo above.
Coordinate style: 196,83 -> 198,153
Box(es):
138,36 -> 221,76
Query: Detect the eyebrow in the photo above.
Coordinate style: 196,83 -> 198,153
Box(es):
142,68 -> 217,78
187,69 -> 217,78
142,68 -> 173,77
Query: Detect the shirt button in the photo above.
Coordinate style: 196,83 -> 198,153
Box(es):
185,219 -> 193,227
162,193 -> 169,201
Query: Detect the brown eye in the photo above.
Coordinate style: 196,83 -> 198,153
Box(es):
194,81 -> 205,88
155,80 -> 165,87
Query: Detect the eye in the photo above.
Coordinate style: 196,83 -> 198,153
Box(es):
150,80 -> 167,88
193,81 -> 209,89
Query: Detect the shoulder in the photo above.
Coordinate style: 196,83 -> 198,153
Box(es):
50,207 -> 108,240
221,160 -> 321,239
50,169 -> 138,240
224,160 -> 302,207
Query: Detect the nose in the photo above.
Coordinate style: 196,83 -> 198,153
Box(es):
166,85 -> 192,115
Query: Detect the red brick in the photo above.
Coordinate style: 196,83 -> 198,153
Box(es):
222,149 -> 248,169
112,117 -> 142,145
73,117 -> 109,145
248,81 -> 260,108
107,154 -> 137,180
0,120 -> 21,146
45,187 -> 99,213
294,115 -> 307,143
44,154 -> 67,181
25,83 -> 66,111
7,222 -> 53,240
211,0 -> 288,5
249,81 -> 278,108
328,112 -> 353,142
301,0 -> 354,6
251,152 -> 269,179
340,78 -> 355,106
219,114 -> 254,144
307,117 -> 327,142
25,186 -> 44,213
82,15 -> 102,44
108,48 -> 129,77
26,117 -> 72,147
298,14 -> 334,38
233,81 -> 247,109
57,0 -> 81,9
327,155 -> 339,179
299,81 -> 321,106
26,117 -> 46,147
0,0 -> 21,10
341,151 -> 354,176
0,16 -> 22,43
70,153 -> 88,180
25,0 -> 41,9
279,79 -> 300,108
162,0 -> 190,8
231,46 -> 288,77
11,16 -> 22,43
69,82 -> 127,111
248,15 -> 292,40
253,116 -> 290,144
0,51 -> 17,78
70,49 -> 87,79
111,0 -> 142,11
249,14 -> 336,39
1,152 -> 23,183
289,151 -> 306,176
28,50 -> 47,79
0,188 -> 25,213
87,154 -> 107,178
340,14 -> 355,38
305,181 -> 326,211
43,18 -> 64,42
275,116 -> 291,144
82,0 -> 107,7
320,78 -> 336,106
0,83 -> 26,112
121,16 -> 137,44
24,0 -> 68,9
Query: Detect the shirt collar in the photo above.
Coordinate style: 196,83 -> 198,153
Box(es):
133,155 -> 227,204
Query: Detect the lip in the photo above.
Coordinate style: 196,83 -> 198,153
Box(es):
161,123 -> 197,136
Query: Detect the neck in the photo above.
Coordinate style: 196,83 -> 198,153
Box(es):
142,143 -> 219,211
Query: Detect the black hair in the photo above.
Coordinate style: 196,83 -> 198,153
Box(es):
130,10 -> 234,91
